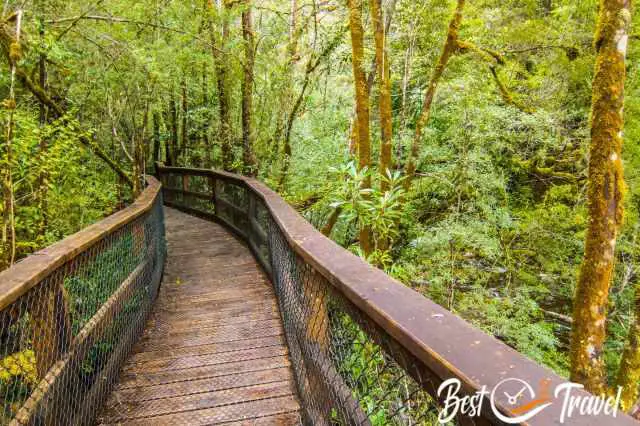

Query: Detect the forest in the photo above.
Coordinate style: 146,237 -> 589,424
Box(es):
1,0 -> 640,420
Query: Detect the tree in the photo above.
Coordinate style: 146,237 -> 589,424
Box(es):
371,0 -> 393,191
241,0 -> 257,176
570,0 -> 633,402
404,0 -> 465,188
206,0 -> 233,171
0,19 -> 134,188
347,0 -> 372,255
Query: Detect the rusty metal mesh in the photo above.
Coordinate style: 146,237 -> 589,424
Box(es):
0,193 -> 166,425
159,168 -> 448,425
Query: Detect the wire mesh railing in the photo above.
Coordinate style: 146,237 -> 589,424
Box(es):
0,178 -> 165,425
157,163 -> 639,426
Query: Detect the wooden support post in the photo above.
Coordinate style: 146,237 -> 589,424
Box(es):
305,269 -> 330,349
30,282 -> 72,379
209,176 -> 218,215
248,192 -> 256,233
182,174 -> 189,193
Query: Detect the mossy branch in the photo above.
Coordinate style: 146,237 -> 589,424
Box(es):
489,66 -> 536,114
456,40 -> 505,64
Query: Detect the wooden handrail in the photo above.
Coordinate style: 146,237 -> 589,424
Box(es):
156,163 -> 638,425
0,177 -> 162,311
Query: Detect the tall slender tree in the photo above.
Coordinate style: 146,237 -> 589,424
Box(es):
371,0 -> 393,191
347,0 -> 372,255
206,0 -> 233,171
404,0 -> 465,188
241,0 -> 257,175
571,0 -> 632,397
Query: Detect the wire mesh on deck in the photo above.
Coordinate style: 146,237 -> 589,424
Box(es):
0,195 -> 166,425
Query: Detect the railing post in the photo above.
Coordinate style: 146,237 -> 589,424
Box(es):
248,190 -> 256,240
182,174 -> 189,193
209,175 -> 218,216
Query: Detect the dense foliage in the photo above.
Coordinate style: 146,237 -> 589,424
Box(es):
1,0 -> 639,409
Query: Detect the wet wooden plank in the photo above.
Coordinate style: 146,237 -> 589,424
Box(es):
98,208 -> 300,424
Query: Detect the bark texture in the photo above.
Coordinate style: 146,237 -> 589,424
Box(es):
242,1 -> 257,176
347,0 -> 372,255
617,278 -> 640,411
371,0 -> 393,191
207,0 -> 233,171
570,0 -> 631,395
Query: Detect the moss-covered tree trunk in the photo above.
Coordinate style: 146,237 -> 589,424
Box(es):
241,0 -> 257,176
617,277 -> 640,411
570,0 -> 631,395
404,0 -> 465,189
371,0 -> 393,191
347,0 -> 372,255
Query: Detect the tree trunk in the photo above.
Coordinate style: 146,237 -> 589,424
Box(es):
201,63 -> 212,167
1,11 -> 21,269
169,93 -> 178,165
371,0 -> 393,191
570,0 -> 631,395
37,13 -> 48,237
277,26 -> 345,190
181,77 -> 188,163
347,0 -> 372,255
617,276 -> 640,411
219,1 -> 234,171
153,111 -> 161,165
242,1 -> 257,176
404,0 -> 465,188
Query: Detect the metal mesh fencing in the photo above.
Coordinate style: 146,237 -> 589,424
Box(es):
0,187 -> 166,425
157,166 -> 452,426
265,209 -> 445,426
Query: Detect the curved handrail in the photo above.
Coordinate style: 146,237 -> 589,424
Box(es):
157,163 -> 638,426
0,175 -> 166,425
0,177 -> 162,311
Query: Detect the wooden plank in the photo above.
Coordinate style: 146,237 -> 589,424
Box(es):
123,345 -> 289,373
104,367 -> 294,403
117,356 -> 292,389
223,413 -> 302,426
133,322 -> 285,351
99,395 -> 301,426
98,208 -> 300,424
127,335 -> 286,364
99,381 -> 295,422
139,315 -> 282,339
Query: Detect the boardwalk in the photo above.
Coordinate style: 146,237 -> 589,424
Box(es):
98,208 -> 301,425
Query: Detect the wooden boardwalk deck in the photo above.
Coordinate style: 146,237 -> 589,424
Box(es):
98,208 -> 301,425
